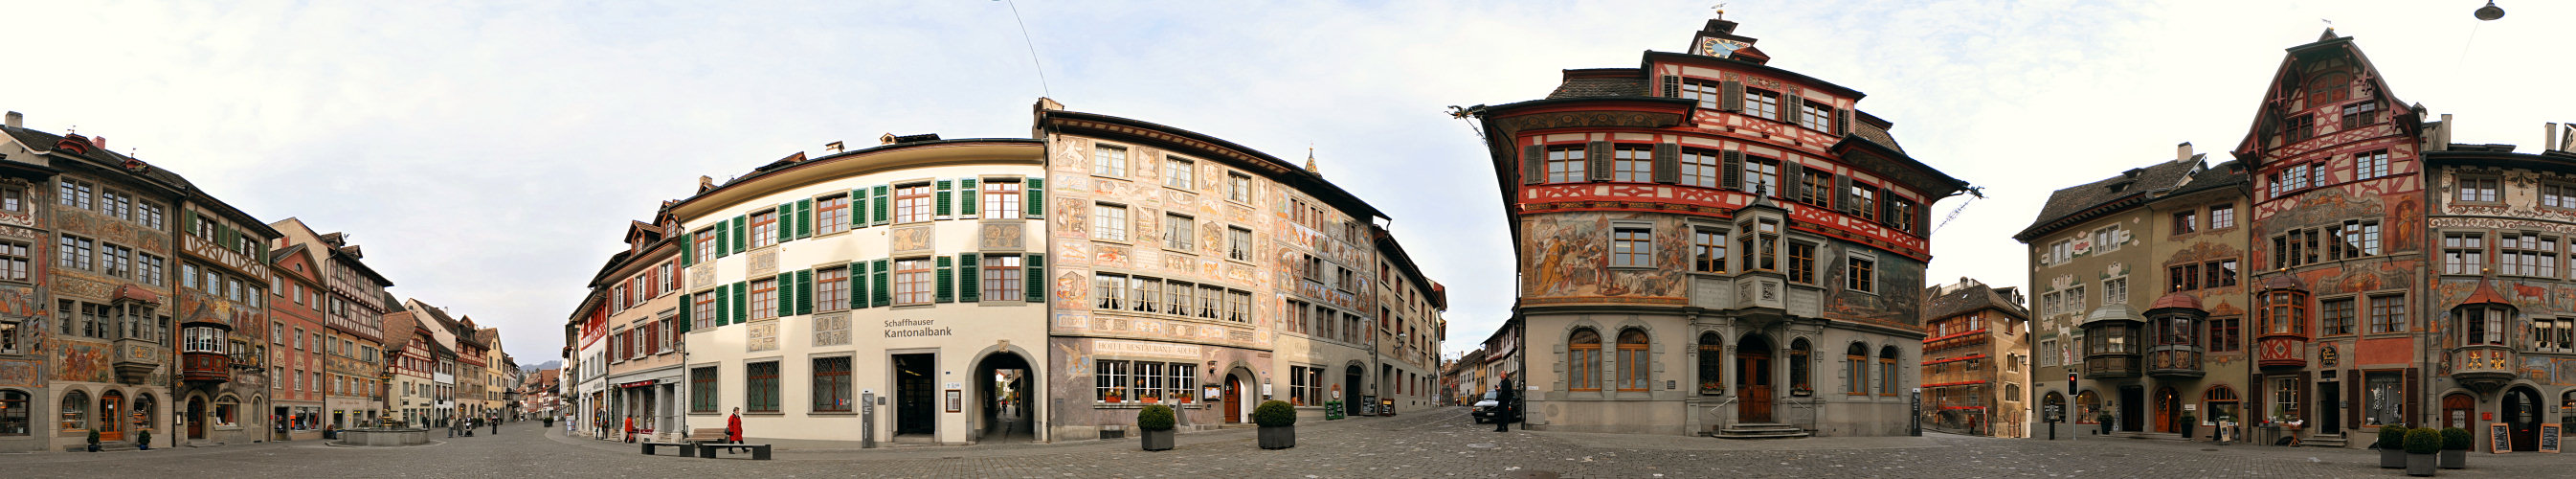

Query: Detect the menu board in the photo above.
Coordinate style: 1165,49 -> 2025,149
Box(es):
2491,423 -> 2512,453
2542,423 -> 2562,453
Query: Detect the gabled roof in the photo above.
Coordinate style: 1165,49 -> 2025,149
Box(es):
2014,158 -> 2203,241
2230,30 -> 2416,166
380,310 -> 419,354
4,125 -> 279,237
1922,281 -> 2028,321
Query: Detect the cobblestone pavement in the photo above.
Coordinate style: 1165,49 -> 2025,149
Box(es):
8,408 -> 2571,478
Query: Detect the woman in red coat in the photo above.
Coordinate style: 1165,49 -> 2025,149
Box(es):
726,407 -> 743,443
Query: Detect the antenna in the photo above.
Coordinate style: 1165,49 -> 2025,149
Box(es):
1931,186 -> 1984,234
998,0 -> 1052,98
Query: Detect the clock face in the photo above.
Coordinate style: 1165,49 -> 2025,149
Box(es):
1699,37 -> 1746,58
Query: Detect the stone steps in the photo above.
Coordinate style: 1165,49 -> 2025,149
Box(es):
1712,422 -> 1812,440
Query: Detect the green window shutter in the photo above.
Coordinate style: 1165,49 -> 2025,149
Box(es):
959,179 -> 979,216
677,293 -> 692,332
731,282 -> 748,325
715,286 -> 730,326
849,262 -> 869,309
796,199 -> 814,239
715,222 -> 731,258
774,273 -> 791,316
181,208 -> 196,236
871,259 -> 890,308
851,189 -> 867,228
1025,178 -> 1045,218
934,256 -> 954,304
775,204 -> 793,243
935,180 -> 953,217
872,186 -> 890,226
796,269 -> 814,315
731,215 -> 748,254
958,254 -> 980,303
1023,254 -> 1046,303
681,232 -> 694,265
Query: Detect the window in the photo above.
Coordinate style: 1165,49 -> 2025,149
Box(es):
0,187 -> 18,213
1846,343 -> 1869,395
1743,88 -> 1781,121
1610,227 -> 1652,267
690,366 -> 718,413
1615,329 -> 1648,392
2463,306 -> 2507,346
1094,359 -> 1129,401
1742,156 -> 1781,196
2101,277 -> 2125,305
2499,233 -> 2558,278
2173,211 -> 2198,234
1741,218 -> 1779,271
1848,256 -> 1876,293
2066,285 -> 2087,316
1679,148 -> 1722,188
1696,332 -> 1723,395
1224,172 -> 1251,203
2261,289 -> 2308,338
1164,156 -> 1195,189
2209,204 -> 2235,230
2319,297 -> 2355,336
57,236 -> 92,271
1786,242 -> 1815,284
1092,204 -> 1128,241
0,321 -> 16,354
1788,339 -> 1812,391
691,292 -> 717,330
745,360 -> 779,413
2341,102 -> 2379,128
750,278 -> 777,320
1691,228 -> 1727,273
138,254 -> 164,286
0,240 -> 26,282
2271,376 -> 2302,422
1889,196 -> 1918,233
2354,150 -> 2390,180
1225,227 -> 1253,262
2457,175 -> 2499,203
2442,232 -> 2486,275
749,210 -> 777,249
99,190 -> 127,220
0,390 -> 24,436
1163,214 -> 1194,251
2362,372 -> 2402,426
2209,260 -> 2238,287
981,255 -> 1021,301
58,179 -> 91,211
2532,318 -> 2574,353
1799,102 -> 1834,132
1568,329 -> 1602,392
1796,170 -> 1833,209
895,183 -> 933,223
1093,146 -> 1128,177
2169,263 -> 2200,292
2284,114 -> 2317,143
814,267 -> 849,311
2366,294 -> 2406,334
982,180 -> 1022,219
1850,185 -> 1879,221
2094,226 -> 2123,253
1679,79 -> 1722,109
1288,365 -> 1314,406
2332,220 -> 2383,260
812,356 -> 851,413
816,194 -> 850,235
1879,347 -> 1899,396
1611,145 -> 1651,182
1092,273 -> 1127,310
60,390 -> 86,431
1166,363 -> 1196,403
1544,146 -> 1584,184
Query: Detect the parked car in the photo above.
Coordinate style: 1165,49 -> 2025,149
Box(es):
1470,391 -> 1516,423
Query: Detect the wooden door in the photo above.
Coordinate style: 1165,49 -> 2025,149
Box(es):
1222,376 -> 1243,423
187,399 -> 205,439
99,391 -> 123,442
1738,352 -> 1772,422
2155,388 -> 2176,433
2444,394 -> 2475,430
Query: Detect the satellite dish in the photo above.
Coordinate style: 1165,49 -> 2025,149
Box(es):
2475,1 -> 2505,21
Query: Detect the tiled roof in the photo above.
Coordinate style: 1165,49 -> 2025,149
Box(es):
2016,158 -> 2203,241
1547,72 -> 1647,99
1922,282 -> 2027,321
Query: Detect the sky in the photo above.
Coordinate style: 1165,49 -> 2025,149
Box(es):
3,0 -> 2569,362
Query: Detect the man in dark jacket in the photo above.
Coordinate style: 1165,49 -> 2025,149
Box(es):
1493,376 -> 1515,432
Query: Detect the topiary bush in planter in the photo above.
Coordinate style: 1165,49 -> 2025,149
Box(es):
1254,400 -> 1296,449
2379,425 -> 2409,468
137,428 -> 152,451
86,430 -> 101,452
2439,427 -> 2472,469
2404,428 -> 2440,477
1137,404 -> 1176,451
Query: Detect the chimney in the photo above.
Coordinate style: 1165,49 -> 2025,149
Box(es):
2438,114 -> 2454,150
2176,142 -> 2193,164
698,175 -> 714,193
3,111 -> 17,128
2550,123 -> 2562,152
90,136 -> 103,150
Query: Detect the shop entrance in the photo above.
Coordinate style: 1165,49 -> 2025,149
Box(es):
2154,387 -> 2178,433
894,354 -> 936,436
2506,386 -> 2541,451
1344,366 -> 1364,417
2443,393 -> 2475,430
1223,376 -> 1243,423
1736,334 -> 1773,423
100,391 -> 123,442
973,353 -> 1032,443
2317,384 -> 2341,435
132,395 -> 155,442
187,397 -> 206,439
2119,385 -> 2143,433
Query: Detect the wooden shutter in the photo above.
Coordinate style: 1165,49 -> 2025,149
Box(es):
872,185 -> 890,226
681,232 -> 694,265
851,189 -> 867,228
2404,368 -> 2419,427
935,179 -> 954,218
1024,254 -> 1046,303
1661,75 -> 1680,98
181,208 -> 196,237
2249,372 -> 2264,424
1025,178 -> 1045,218
1781,161 -> 1805,200
677,293 -> 691,332
1722,150 -> 1744,191
715,285 -> 729,326
1835,109 -> 1851,136
1585,141 -> 1611,182
851,262 -> 871,309
731,282 -> 747,326
1521,145 -> 1546,185
959,178 -> 979,217
774,204 -> 793,243
1783,95 -> 1804,127
2347,373 -> 2362,430
1834,173 -> 1853,213
1879,192 -> 1897,226
958,254 -> 981,303
715,219 -> 732,259
935,256 -> 954,303
795,199 -> 813,239
731,215 -> 748,254
796,269 -> 814,315
1721,80 -> 1744,111
774,272 -> 792,316
871,259 -> 890,308
1652,143 -> 1681,184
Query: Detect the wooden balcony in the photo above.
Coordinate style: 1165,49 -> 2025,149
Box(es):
2256,333 -> 2307,369
2448,345 -> 2515,392
2082,354 -> 2140,379
180,352 -> 231,383
2145,345 -> 2204,378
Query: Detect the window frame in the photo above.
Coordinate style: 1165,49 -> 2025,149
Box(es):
1568,329 -> 1602,392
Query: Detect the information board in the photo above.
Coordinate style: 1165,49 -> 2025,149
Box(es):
2542,423 -> 2562,453
2491,422 -> 2512,454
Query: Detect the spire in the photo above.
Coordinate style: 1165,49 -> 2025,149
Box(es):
1306,145 -> 1320,176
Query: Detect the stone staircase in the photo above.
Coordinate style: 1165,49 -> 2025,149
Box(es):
2304,432 -> 2348,448
1711,422 -> 1811,440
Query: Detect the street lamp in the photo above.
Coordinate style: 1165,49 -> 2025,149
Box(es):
2475,1 -> 2505,21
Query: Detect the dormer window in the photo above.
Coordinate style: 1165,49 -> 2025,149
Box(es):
2341,102 -> 2379,129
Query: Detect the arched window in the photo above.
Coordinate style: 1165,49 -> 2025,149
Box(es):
60,390 -> 88,432
1696,332 -> 1724,396
1616,329 -> 1649,392
2043,391 -> 2065,420
214,396 -> 239,427
1788,338 -> 1812,393
1845,343 -> 1870,395
1879,346 -> 1901,396
0,390 -> 28,436
1568,329 -> 1602,392
2204,385 -> 2240,425
2075,390 -> 2100,423
2306,72 -> 2352,103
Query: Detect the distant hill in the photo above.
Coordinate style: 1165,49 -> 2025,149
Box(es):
522,360 -> 561,373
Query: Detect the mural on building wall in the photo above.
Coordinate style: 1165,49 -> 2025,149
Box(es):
0,357 -> 38,387
53,340 -> 112,383
1826,254 -> 1926,328
56,209 -> 169,252
1519,212 -> 1686,301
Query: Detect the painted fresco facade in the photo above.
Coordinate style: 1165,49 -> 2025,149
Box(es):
173,197 -> 280,446
2140,155 -> 2256,442
2420,142 -> 2576,452
0,125 -> 71,453
1918,279 -> 2030,438
1473,19 -> 1966,437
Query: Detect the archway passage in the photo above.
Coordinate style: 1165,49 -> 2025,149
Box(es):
187,398 -> 206,440
1736,334 -> 1773,423
2506,387 -> 2542,451
973,352 -> 1033,444
132,395 -> 156,442
1344,366 -> 1365,418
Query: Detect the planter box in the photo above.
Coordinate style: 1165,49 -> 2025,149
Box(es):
2439,449 -> 2466,469
1257,425 -> 1295,449
1141,429 -> 1175,451
2381,448 -> 2407,468
2407,452 -> 2436,477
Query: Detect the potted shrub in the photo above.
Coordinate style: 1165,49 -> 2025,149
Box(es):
2379,425 -> 2409,468
1137,404 -> 1176,451
1253,399 -> 1296,449
2439,427 -> 2472,469
86,429 -> 101,452
136,428 -> 151,450
2178,412 -> 2196,441
2404,427 -> 2440,476
2096,412 -> 2114,435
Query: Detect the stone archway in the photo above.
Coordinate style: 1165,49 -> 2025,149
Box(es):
971,351 -> 1035,443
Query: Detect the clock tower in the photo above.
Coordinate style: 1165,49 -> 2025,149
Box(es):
1689,18 -> 1769,64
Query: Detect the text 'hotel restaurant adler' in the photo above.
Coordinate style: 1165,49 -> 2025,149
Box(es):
563,100 -> 1450,445
1467,17 -> 1971,438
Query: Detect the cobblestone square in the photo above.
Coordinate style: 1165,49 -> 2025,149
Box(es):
9,407 -> 2571,478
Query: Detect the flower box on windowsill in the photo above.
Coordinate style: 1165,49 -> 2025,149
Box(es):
1791,388 -> 1814,397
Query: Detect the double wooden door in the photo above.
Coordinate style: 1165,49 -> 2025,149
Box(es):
1738,351 -> 1772,422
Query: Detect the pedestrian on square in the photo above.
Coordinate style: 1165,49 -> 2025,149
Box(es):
491,414 -> 500,435
1494,376 -> 1515,433
624,416 -> 637,443
727,408 -> 744,444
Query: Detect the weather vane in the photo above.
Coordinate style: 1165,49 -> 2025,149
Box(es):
1712,3 -> 1726,19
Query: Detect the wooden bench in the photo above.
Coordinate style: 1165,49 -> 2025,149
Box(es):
696,443 -> 771,460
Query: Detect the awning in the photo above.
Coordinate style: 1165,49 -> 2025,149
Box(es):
618,379 -> 658,389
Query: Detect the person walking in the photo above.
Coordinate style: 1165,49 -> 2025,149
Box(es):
726,407 -> 744,444
623,415 -> 637,443
445,416 -> 456,438
490,413 -> 500,435
1493,376 -> 1515,433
